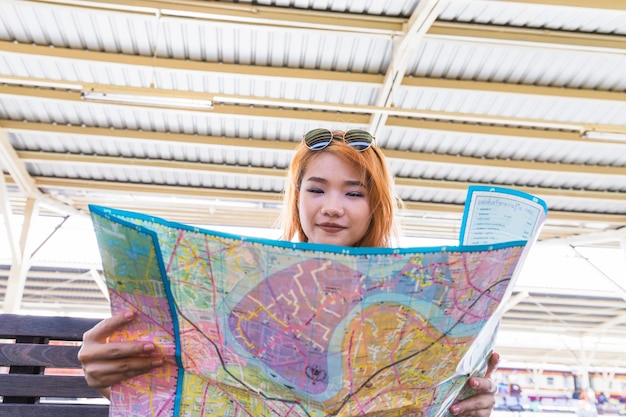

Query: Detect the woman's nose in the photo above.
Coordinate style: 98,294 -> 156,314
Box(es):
320,194 -> 344,216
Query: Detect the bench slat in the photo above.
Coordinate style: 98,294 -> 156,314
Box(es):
0,403 -> 109,417
0,315 -> 100,340
0,344 -> 81,367
0,314 -> 109,416
0,374 -> 101,398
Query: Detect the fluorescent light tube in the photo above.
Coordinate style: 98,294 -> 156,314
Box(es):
81,91 -> 213,110
582,131 -> 626,142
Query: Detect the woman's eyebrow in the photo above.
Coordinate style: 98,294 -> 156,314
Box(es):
345,179 -> 366,188
304,177 -> 365,188
303,176 -> 327,184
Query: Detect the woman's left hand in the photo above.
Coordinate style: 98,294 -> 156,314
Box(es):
449,352 -> 500,417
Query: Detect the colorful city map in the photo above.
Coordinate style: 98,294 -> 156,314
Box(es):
89,187 -> 547,417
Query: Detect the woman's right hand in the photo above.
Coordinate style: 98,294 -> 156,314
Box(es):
78,311 -> 164,398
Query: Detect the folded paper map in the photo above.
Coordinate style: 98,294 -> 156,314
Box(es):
89,186 -> 547,417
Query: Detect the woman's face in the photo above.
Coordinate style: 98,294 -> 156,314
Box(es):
298,153 -> 371,247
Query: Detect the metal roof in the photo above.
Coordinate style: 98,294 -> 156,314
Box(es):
1,0 -> 625,372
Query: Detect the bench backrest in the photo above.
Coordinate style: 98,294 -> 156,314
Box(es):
0,314 -> 108,417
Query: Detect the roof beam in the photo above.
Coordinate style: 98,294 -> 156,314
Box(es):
0,119 -> 300,151
28,0 -> 404,35
504,291 -> 529,313
25,0 -> 626,40
6,84 -> 626,140
4,174 -> 626,226
4,121 -> 626,204
0,130 -> 40,199
385,116 -> 625,139
36,176 -> 282,204
16,76 -> 626,140
402,77 -> 626,102
18,151 -> 287,179
369,0 -> 442,135
2,40 -> 625,101
499,321 -> 626,337
0,129 -> 83,216
385,150 -> 626,177
0,84 -> 371,125
2,76 -> 626,139
0,40 -> 383,84
585,312 -> 626,336
539,229 -> 626,246
428,22 -> 626,53
0,71 -> 626,105
497,0 -> 626,11
17,149 -> 626,186
494,346 -> 626,368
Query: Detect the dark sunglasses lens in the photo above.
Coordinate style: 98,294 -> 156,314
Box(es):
304,128 -> 333,150
344,130 -> 374,151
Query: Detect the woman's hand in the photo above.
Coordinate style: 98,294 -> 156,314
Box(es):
77,311 -> 164,399
449,352 -> 500,417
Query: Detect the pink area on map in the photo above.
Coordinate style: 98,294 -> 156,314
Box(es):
228,259 -> 363,394
108,291 -> 178,417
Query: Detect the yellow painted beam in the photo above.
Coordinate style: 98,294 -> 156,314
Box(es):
394,177 -> 626,201
0,40 -> 383,84
29,0 -> 404,34
16,150 -> 626,196
385,117 -> 583,141
38,177 -> 626,225
17,151 -> 287,178
27,0 -> 626,34
0,120 -> 299,150
0,85 -> 371,124
496,0 -> 626,11
402,77 -> 626,102
3,76 -> 626,140
1,14 -> 624,88
5,174 -> 626,226
429,22 -> 626,52
36,176 -> 281,202
9,84 -> 626,142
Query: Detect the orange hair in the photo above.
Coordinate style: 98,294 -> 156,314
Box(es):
279,130 -> 399,248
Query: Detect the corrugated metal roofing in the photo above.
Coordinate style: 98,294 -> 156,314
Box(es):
441,1 -> 626,33
0,0 -> 625,370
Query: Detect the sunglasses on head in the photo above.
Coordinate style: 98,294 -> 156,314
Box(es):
303,128 -> 375,152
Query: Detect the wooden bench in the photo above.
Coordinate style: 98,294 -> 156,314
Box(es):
0,314 -> 108,417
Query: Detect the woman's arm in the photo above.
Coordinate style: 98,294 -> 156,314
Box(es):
77,311 -> 164,399
449,352 -> 500,417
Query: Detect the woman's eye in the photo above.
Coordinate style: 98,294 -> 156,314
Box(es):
306,188 -> 324,194
347,191 -> 364,198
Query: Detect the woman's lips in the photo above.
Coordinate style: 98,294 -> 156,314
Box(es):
317,223 -> 345,233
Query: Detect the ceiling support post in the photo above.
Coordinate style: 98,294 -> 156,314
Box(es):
368,0 -> 445,136
3,197 -> 39,313
0,167 -> 20,265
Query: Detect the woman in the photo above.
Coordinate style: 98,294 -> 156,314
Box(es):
79,128 -> 500,416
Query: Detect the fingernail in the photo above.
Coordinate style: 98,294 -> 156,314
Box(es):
152,358 -> 163,367
471,378 -> 479,388
143,344 -> 155,352
450,405 -> 461,415
123,311 -> 135,321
